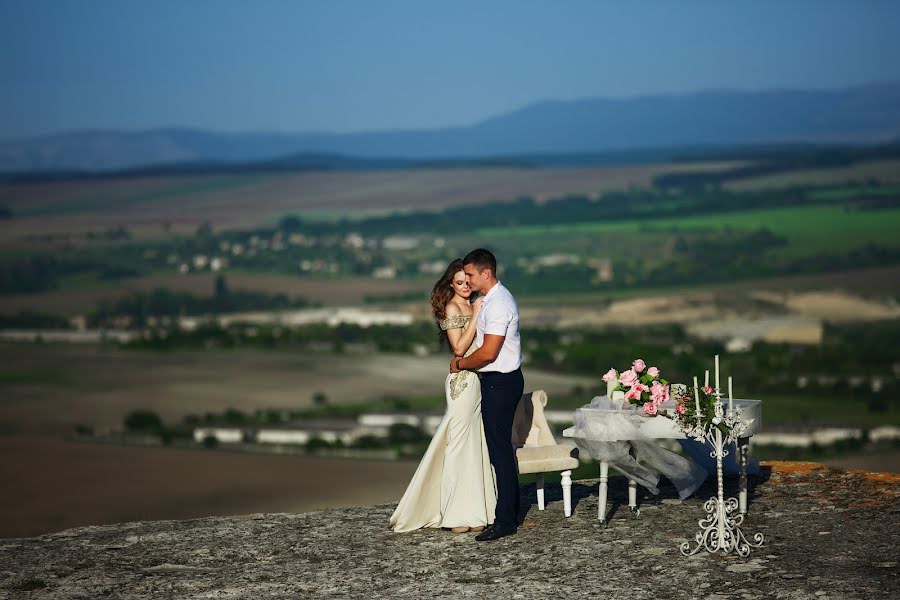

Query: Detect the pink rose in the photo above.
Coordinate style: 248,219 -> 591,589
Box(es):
704,385 -> 714,395
647,366 -> 660,377
643,402 -> 658,416
650,382 -> 669,404
619,369 -> 638,387
626,383 -> 648,400
632,358 -> 646,373
602,368 -> 618,383
676,402 -> 686,415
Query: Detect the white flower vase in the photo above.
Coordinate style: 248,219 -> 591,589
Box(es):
611,390 -> 626,411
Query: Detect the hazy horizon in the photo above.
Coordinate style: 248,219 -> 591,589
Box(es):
4,78 -> 900,144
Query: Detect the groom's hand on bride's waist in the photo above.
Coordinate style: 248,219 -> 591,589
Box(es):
451,335 -> 504,373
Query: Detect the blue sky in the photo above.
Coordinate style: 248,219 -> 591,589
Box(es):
2,1 -> 900,141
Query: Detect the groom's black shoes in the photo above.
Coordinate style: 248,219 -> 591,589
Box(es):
475,523 -> 516,541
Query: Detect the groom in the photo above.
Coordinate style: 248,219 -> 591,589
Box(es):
450,248 -> 523,541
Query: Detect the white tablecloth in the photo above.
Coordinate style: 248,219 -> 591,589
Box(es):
565,396 -> 708,499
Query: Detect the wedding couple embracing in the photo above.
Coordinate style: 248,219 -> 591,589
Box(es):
390,248 -> 523,541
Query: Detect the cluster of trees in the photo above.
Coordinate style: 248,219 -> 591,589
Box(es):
88,276 -> 312,327
0,246 -> 151,293
0,311 -> 71,329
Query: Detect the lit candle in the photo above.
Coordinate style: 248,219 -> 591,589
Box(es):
715,354 -> 720,392
728,376 -> 734,414
693,376 -> 701,422
704,370 -> 709,388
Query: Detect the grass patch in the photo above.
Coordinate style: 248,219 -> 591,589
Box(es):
753,393 -> 899,428
809,185 -> 900,201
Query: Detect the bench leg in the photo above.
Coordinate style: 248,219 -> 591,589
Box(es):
536,473 -> 545,510
561,470 -> 573,517
598,461 -> 609,526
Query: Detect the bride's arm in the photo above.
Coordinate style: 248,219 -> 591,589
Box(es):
445,301 -> 480,356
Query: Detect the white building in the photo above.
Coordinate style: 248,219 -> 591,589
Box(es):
256,420 -> 361,446
383,236 -> 419,251
372,266 -> 397,279
193,427 -> 245,444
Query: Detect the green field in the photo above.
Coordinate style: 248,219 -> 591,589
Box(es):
809,184 -> 900,202
479,205 -> 900,257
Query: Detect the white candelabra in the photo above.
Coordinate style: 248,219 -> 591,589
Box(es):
680,361 -> 764,557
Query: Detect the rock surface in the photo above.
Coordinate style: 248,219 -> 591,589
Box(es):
1,461 -> 898,599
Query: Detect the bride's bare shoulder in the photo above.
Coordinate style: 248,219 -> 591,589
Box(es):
444,301 -> 473,317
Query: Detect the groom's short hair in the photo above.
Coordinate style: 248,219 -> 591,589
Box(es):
463,248 -> 497,277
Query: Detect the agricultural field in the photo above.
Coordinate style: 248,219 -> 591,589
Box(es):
0,271 -> 432,316
481,204 -> 900,258
725,158 -> 900,191
0,161 -> 741,243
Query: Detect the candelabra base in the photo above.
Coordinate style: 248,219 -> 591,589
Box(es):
680,496 -> 764,556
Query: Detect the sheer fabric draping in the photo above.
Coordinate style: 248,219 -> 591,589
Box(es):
569,396 -> 707,499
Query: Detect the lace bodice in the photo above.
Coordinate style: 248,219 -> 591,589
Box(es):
439,314 -> 471,331
439,314 -> 477,358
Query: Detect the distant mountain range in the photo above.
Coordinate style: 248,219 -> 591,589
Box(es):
2,81 -> 899,173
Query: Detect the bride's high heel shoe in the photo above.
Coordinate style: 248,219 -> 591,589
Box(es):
450,526 -> 470,533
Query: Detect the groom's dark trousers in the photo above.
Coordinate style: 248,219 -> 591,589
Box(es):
479,368 -> 524,528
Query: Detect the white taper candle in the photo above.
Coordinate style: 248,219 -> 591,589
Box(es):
704,370 -> 709,388
693,376 -> 701,422
728,376 -> 734,414
715,354 -> 720,392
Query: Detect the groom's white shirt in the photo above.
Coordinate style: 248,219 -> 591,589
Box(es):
475,281 -> 522,373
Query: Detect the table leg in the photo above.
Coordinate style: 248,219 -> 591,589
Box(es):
598,460 -> 609,526
738,436 -> 749,515
628,479 -> 639,516
535,473 -> 545,510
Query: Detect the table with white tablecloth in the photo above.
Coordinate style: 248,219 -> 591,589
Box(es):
563,397 -> 762,525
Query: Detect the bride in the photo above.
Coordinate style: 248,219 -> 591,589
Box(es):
389,259 -> 496,533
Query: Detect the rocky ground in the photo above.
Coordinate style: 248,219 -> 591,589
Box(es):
1,461 -> 897,599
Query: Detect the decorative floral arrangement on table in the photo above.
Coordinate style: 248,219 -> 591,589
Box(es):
673,383 -> 735,436
601,358 -> 671,416
674,383 -> 715,430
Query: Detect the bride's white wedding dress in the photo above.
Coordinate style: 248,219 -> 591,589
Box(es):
389,315 -> 496,532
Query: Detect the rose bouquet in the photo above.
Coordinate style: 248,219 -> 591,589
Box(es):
602,358 -> 671,416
